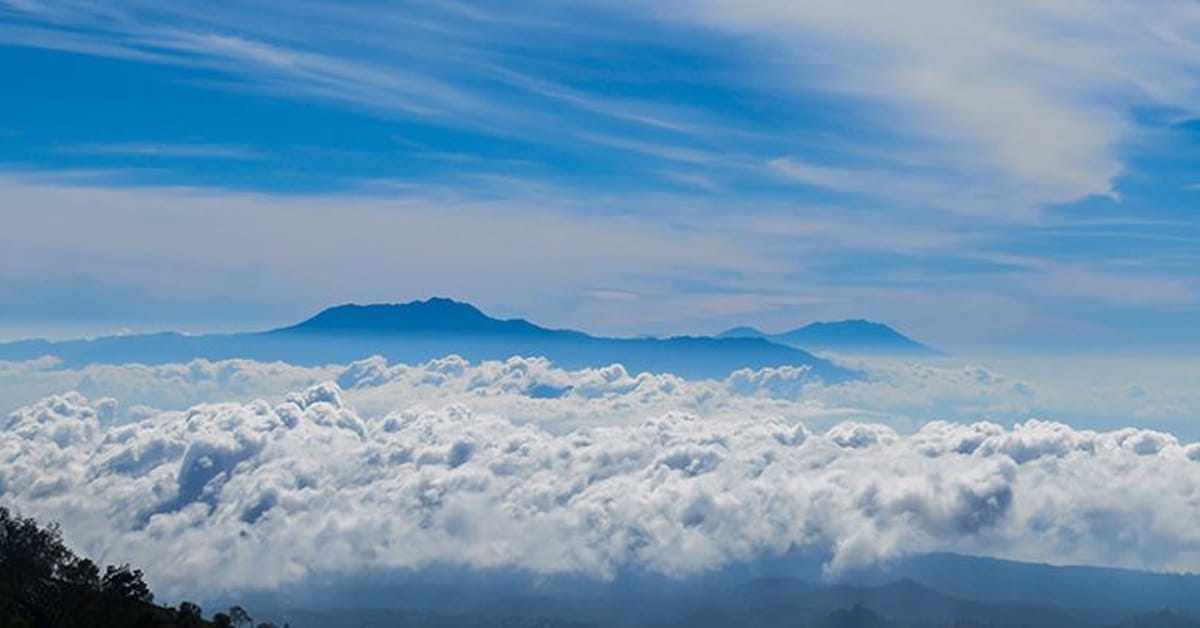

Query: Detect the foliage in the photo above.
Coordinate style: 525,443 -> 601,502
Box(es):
102,563 -> 154,604
0,506 -> 272,628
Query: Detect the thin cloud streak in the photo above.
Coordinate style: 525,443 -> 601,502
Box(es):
0,169 -> 1193,347
55,142 -> 262,160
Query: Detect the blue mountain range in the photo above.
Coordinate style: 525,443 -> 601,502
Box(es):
719,319 -> 938,356
245,551 -> 1200,628
0,298 -> 857,381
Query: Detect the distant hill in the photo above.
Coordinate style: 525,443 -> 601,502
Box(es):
250,572 -> 1168,628
0,298 -> 855,381
854,552 -> 1200,620
1118,610 -> 1200,628
819,604 -> 893,628
279,608 -> 594,628
719,577 -> 1077,628
719,319 -> 937,356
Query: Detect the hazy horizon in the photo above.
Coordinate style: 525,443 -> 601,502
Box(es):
3,296 -> 1199,358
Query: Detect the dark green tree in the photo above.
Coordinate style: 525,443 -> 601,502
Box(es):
101,564 -> 154,603
60,557 -> 101,589
176,600 -> 203,621
0,506 -> 74,588
229,604 -> 254,628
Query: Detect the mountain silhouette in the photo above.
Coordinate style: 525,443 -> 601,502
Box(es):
719,319 -> 937,356
251,570 -> 1135,628
283,299 -> 557,337
856,552 -> 1200,620
0,298 -> 855,381
1118,610 -> 1200,628
819,604 -> 893,628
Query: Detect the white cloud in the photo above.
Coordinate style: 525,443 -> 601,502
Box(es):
2,363 -> 1200,600
55,142 -> 262,160
8,1 -> 1200,217
4,353 -> 1199,438
0,357 -> 336,415
633,0 -> 1200,211
1,163 -> 1191,348
0,172 -> 782,335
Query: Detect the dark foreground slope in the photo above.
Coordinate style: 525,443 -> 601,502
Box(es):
0,507 -> 218,628
0,298 -> 855,381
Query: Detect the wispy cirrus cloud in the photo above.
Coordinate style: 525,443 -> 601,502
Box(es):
6,0 -> 1197,217
1,1 -> 1198,347
55,141 -> 261,160
0,169 -> 1194,348
632,0 -> 1200,206
7,0 -> 1200,219
0,1 -> 717,144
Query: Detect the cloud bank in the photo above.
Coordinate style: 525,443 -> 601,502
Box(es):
5,353 -> 1198,438
2,375 -> 1199,601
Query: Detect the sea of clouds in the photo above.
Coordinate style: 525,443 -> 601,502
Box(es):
4,354 -> 1198,435
2,354 -> 1200,600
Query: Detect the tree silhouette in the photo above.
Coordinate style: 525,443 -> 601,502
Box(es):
101,563 -> 154,603
229,604 -> 253,627
1,506 -> 279,628
60,557 -> 101,589
177,600 -> 204,623
0,506 -> 72,589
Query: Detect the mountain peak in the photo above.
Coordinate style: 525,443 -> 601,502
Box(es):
720,318 -> 937,356
285,298 -> 544,336
793,319 -> 906,337
781,319 -> 936,355
716,325 -> 767,339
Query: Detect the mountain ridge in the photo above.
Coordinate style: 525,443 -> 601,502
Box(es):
280,298 -> 568,337
719,319 -> 938,356
0,298 -> 857,381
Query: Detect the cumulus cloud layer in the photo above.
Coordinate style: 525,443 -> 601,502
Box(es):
5,354 -> 1198,438
0,357 -> 338,414
2,379 -> 1199,601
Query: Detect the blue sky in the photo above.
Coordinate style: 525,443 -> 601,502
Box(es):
1,0 -> 1198,350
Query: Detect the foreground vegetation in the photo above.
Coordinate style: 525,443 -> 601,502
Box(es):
4,505 -> 1199,628
0,506 -> 275,628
